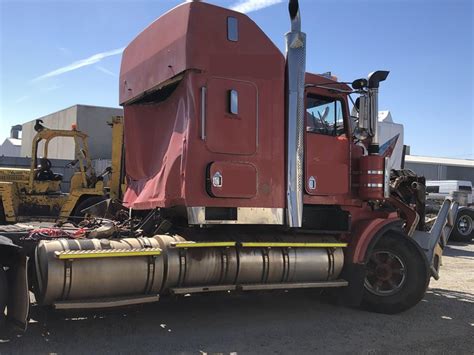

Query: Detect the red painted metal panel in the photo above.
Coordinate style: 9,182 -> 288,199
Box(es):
119,4 -> 190,104
120,1 -> 284,105
304,134 -> 349,195
206,78 -> 257,155
208,162 -> 257,198
121,1 -> 286,210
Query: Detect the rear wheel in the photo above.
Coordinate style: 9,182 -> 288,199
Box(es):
450,208 -> 474,243
362,233 -> 430,314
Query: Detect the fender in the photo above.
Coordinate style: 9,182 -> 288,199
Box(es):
351,216 -> 430,268
348,217 -> 403,264
457,206 -> 472,215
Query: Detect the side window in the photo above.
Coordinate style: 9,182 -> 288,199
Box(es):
306,96 -> 344,136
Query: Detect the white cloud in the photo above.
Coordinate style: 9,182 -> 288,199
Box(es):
32,47 -> 124,83
96,65 -> 117,77
41,84 -> 62,92
230,0 -> 284,13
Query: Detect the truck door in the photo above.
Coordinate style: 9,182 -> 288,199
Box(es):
204,77 -> 259,199
304,94 -> 349,196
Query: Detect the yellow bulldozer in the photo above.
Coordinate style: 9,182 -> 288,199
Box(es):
0,116 -> 124,223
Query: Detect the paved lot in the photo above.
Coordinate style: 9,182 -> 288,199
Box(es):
1,242 -> 473,354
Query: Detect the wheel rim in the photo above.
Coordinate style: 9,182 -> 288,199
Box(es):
457,215 -> 473,237
364,250 -> 407,296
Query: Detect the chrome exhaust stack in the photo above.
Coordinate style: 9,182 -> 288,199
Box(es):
285,0 -> 306,228
367,70 -> 389,154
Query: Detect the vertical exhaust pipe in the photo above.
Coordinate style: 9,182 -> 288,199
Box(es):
285,0 -> 306,228
367,70 -> 389,154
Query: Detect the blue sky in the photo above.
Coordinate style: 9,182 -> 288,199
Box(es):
0,0 -> 472,158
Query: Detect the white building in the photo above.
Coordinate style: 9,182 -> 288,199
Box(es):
405,155 -> 474,185
21,104 -> 123,160
0,137 -> 21,157
0,125 -> 22,157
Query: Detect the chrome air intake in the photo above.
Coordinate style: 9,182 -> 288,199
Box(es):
285,0 -> 306,228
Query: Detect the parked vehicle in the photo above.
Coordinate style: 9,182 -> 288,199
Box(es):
426,180 -> 472,205
0,117 -> 124,224
426,180 -> 473,242
0,0 -> 458,333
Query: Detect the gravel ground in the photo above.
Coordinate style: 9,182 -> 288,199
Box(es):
1,242 -> 473,354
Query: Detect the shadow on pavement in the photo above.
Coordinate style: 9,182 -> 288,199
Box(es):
2,285 -> 473,354
444,243 -> 474,259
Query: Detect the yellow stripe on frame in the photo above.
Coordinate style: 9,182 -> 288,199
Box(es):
55,249 -> 161,259
240,242 -> 348,248
172,242 -> 237,248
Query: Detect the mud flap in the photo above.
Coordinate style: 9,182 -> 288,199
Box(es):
6,255 -> 30,331
336,262 -> 366,307
412,200 -> 458,279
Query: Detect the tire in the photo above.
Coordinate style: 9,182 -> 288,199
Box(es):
362,233 -> 430,314
450,208 -> 474,243
71,195 -> 106,220
0,268 -> 7,324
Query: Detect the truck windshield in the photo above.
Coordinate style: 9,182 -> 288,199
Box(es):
306,96 -> 344,136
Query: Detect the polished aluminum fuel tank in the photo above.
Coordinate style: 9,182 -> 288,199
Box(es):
35,234 -> 345,306
35,237 -> 163,305
154,235 -> 344,292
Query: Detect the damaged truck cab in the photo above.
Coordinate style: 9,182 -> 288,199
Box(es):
1,0 -> 458,331
114,0 -> 457,310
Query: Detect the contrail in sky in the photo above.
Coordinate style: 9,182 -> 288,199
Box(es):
31,1 -> 281,82
15,96 -> 29,104
32,47 -> 124,82
96,65 -> 117,77
230,0 -> 284,13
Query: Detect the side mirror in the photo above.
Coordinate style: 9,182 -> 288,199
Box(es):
352,78 -> 367,90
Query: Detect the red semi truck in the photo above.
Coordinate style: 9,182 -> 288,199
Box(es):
0,0 -> 458,331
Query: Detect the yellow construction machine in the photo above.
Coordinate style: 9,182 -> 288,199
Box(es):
0,116 -> 124,223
